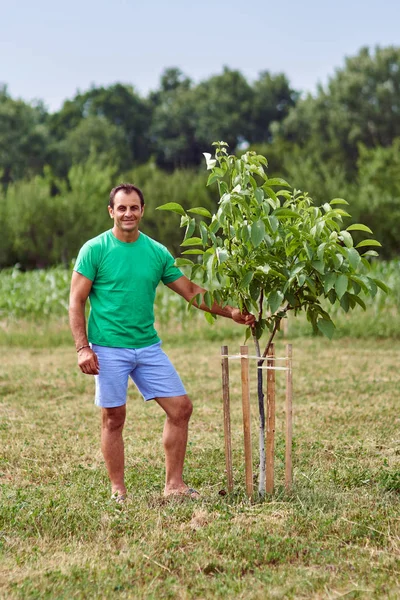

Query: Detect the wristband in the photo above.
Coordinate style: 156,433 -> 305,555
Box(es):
76,345 -> 90,353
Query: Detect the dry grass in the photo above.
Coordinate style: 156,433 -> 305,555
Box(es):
0,326 -> 399,599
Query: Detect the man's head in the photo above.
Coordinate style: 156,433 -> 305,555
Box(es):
109,183 -> 145,209
108,183 -> 145,240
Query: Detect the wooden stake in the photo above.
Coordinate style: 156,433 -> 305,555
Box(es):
240,345 -> 253,497
221,345 -> 233,492
285,344 -> 293,492
266,343 -> 275,494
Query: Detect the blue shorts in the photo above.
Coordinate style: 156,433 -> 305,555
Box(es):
91,342 -> 187,408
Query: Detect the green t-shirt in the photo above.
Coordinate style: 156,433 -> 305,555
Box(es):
74,230 -> 183,348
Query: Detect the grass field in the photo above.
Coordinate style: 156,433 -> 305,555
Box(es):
1,319 -> 399,599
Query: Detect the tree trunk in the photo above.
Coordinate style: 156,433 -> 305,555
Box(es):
253,333 -> 266,496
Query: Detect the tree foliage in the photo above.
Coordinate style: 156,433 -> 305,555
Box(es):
275,46 -> 400,172
1,45 -> 400,266
0,88 -> 49,184
157,143 -> 387,346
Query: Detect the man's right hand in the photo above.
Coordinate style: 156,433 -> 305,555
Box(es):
78,347 -> 100,375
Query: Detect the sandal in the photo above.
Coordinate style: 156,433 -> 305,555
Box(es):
111,492 -> 127,504
165,487 -> 200,500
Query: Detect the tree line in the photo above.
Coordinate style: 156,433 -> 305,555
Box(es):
1,45 -> 399,268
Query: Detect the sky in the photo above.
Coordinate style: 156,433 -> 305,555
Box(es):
1,0 -> 399,112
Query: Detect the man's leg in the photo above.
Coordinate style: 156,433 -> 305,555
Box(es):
155,395 -> 195,496
101,404 -> 127,497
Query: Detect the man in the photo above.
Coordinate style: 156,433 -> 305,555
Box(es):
69,183 -> 254,503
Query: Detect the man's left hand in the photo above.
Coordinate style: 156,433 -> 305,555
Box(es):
231,309 -> 256,326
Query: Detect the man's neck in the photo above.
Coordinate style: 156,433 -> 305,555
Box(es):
112,227 -> 140,243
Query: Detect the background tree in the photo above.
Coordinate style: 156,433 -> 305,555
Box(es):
149,80 -> 201,169
193,67 -> 253,151
61,116 -> 133,173
275,46 -> 400,174
48,83 -> 151,175
248,72 -> 299,144
0,89 -> 50,184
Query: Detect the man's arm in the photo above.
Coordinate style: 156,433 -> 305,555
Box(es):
69,271 -> 99,375
166,275 -> 255,326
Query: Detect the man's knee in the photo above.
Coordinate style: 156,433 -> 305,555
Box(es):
158,395 -> 193,425
102,405 -> 126,432
179,396 -> 193,422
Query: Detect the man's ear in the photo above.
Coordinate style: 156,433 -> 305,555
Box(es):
108,206 -> 114,219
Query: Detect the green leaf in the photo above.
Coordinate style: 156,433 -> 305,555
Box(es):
204,291 -> 213,309
251,220 -> 265,247
349,275 -> 369,293
156,202 -> 186,216
181,237 -> 203,247
254,188 -> 264,203
355,239 -> 382,248
290,262 -> 306,278
362,250 -> 379,257
285,291 -> 298,307
204,311 -> 217,325
274,209 -> 299,218
207,172 -> 221,186
297,273 -> 306,287
317,243 -> 327,261
339,230 -> 354,248
199,222 -> 208,246
346,223 -> 373,234
175,258 -> 194,267
268,268 -> 287,281
335,274 -> 348,299
333,209 -> 352,218
188,293 -> 203,309
328,289 -> 337,304
184,218 -> 196,241
317,318 -> 336,339
249,280 -> 261,302
353,295 -> 367,311
217,248 -> 228,263
240,224 -> 250,244
332,253 -> 344,269
366,278 -> 378,298
268,290 -> 284,314
265,177 -> 291,187
187,207 -> 213,218
346,247 -> 361,270
323,272 -> 337,293
330,198 -> 349,206
373,278 -> 390,294
352,279 -> 361,294
181,249 -> 205,255
304,243 -> 314,261
263,186 -> 278,202
312,260 -> 325,275
240,272 -> 254,287
268,215 -> 279,233
306,276 -> 317,295
340,293 -> 350,312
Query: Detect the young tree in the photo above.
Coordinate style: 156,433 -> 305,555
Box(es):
157,142 -> 388,495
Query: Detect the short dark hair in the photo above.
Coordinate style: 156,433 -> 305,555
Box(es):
109,183 -> 145,208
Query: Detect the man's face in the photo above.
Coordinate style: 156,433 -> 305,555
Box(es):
108,190 -> 144,234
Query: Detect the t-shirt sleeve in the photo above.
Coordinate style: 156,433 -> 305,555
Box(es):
161,248 -> 184,284
74,242 -> 98,282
